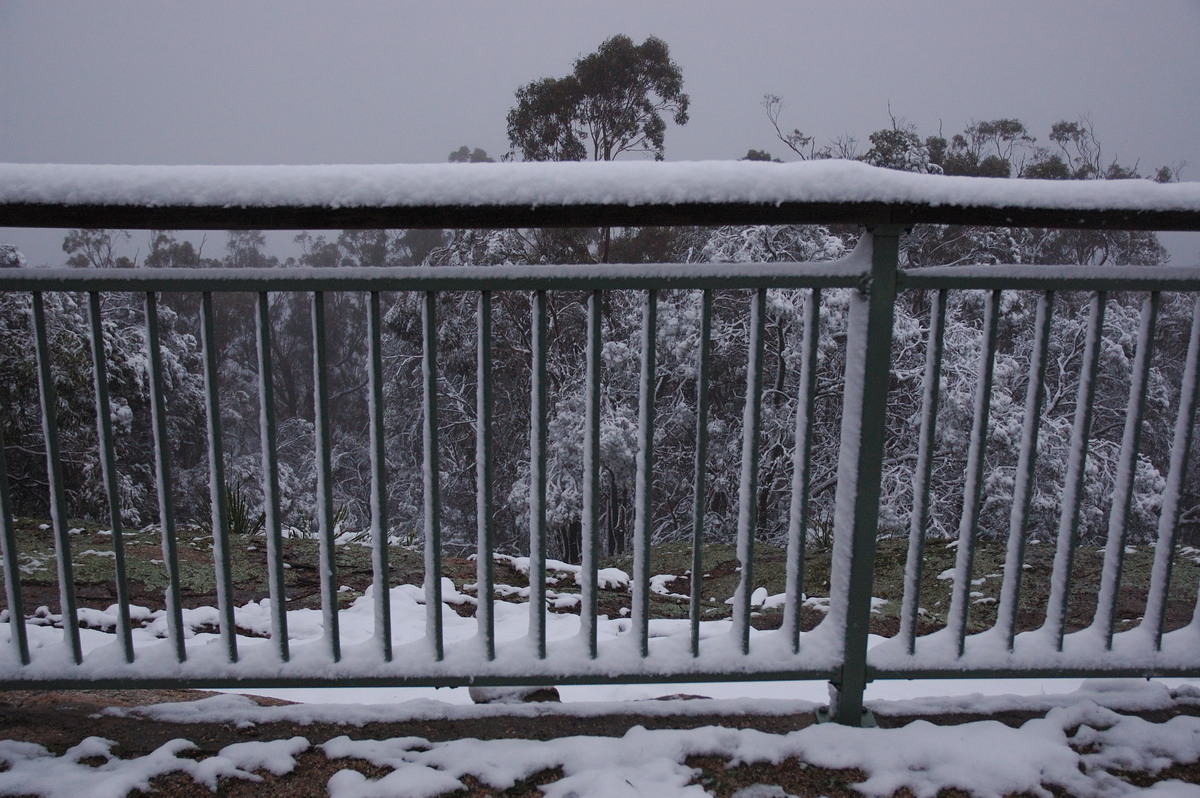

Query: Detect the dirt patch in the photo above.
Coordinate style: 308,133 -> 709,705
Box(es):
131,751 -> 393,798
686,754 -> 871,798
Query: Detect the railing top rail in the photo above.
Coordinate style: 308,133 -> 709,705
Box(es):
3,160 -> 1200,231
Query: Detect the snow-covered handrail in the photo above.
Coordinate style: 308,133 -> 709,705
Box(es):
2,160 -> 1200,230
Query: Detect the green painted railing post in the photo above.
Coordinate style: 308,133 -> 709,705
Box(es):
827,227 -> 900,726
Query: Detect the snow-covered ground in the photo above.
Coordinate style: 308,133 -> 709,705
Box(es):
4,562 -> 1200,795
1,679 -> 1199,796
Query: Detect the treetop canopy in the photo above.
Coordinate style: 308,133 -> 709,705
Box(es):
506,34 -> 689,162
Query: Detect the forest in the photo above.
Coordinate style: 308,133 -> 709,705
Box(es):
0,35 -> 1192,565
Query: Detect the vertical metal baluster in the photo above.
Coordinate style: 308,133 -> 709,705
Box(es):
632,289 -> 658,658
368,291 -> 392,662
311,291 -> 341,662
32,292 -> 83,664
476,291 -> 495,660
898,291 -> 947,655
87,292 -> 134,663
1095,293 -> 1158,648
783,288 -> 820,654
255,293 -> 289,661
732,288 -> 767,655
946,289 -> 1002,657
995,291 -> 1055,651
144,291 -> 186,662
422,291 -> 444,660
1149,296 -> 1200,647
1044,291 -> 1106,650
200,292 -> 238,663
689,289 -> 713,658
528,290 -> 548,658
0,426 -> 30,665
826,228 -> 900,726
581,290 -> 602,658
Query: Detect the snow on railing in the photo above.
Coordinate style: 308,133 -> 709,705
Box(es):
2,162 -> 1200,725
3,160 -> 1200,230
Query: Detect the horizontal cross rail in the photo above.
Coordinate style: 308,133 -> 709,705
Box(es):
0,262 -> 870,293
7,261 -> 1200,295
901,264 -> 1200,292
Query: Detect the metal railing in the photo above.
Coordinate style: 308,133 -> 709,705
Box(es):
2,162 -> 1200,725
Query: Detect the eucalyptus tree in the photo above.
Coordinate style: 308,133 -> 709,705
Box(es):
492,36 -> 692,558
506,34 -> 689,163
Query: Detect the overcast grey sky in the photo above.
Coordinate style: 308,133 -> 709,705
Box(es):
2,0 -> 1198,264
